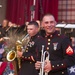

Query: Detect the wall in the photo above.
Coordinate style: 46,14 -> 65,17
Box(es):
58,0 -> 75,23
0,0 -> 7,24
1,0 -> 75,24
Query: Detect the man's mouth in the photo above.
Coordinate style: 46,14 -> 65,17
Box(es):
47,27 -> 52,30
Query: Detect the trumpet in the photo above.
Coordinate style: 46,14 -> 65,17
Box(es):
39,45 -> 50,75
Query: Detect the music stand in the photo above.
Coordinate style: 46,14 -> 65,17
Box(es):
56,24 -> 66,34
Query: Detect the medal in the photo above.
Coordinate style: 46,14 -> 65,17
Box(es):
53,42 -> 58,50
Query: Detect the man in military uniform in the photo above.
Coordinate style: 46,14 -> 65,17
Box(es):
35,13 -> 75,75
0,19 -> 9,38
17,21 -> 45,75
0,19 -> 9,62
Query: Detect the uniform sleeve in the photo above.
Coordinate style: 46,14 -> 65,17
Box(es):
22,52 -> 36,62
51,37 -> 75,71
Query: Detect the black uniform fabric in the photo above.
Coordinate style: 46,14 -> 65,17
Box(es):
43,31 -> 75,75
19,33 -> 45,75
0,26 -> 7,38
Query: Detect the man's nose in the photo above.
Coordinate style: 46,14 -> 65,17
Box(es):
48,22 -> 51,26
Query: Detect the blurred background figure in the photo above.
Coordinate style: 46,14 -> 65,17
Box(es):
70,37 -> 75,50
0,19 -> 8,39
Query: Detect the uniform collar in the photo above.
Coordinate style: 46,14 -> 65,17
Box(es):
45,30 -> 60,38
31,33 -> 40,40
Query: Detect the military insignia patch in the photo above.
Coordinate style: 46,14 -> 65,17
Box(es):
53,42 -> 58,50
66,46 -> 74,55
28,41 -> 35,47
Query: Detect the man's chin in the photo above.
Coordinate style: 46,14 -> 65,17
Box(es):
47,30 -> 55,33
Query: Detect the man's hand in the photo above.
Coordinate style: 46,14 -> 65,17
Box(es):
0,38 -> 4,41
44,60 -> 52,73
35,61 -> 41,70
17,51 -> 23,58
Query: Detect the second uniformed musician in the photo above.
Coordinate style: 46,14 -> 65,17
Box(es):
17,21 -> 45,75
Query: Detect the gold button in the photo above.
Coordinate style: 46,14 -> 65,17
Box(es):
45,35 -> 47,37
38,36 -> 39,37
30,62 -> 32,64
25,50 -> 28,52
48,43 -> 50,45
62,72 -> 64,74
28,57 -> 30,59
26,47 -> 28,49
0,32 -> 1,34
52,65 -> 54,68
48,39 -> 50,41
57,64 -> 59,67
22,56 -> 24,58
50,35 -> 52,37
61,64 -> 63,66
47,47 -> 49,50
25,57 -> 27,59
58,34 -> 60,36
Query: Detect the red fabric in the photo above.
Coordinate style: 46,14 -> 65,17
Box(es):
66,46 -> 74,55
6,0 -> 58,25
9,62 -> 14,70
42,0 -> 58,21
0,62 -> 7,75
0,62 -> 14,75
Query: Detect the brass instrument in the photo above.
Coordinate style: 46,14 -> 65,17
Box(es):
16,40 -> 23,69
6,50 -> 16,62
6,34 -> 30,69
39,45 -> 50,75
6,40 -> 23,69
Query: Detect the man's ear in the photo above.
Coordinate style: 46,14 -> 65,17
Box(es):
55,21 -> 57,26
41,21 -> 44,28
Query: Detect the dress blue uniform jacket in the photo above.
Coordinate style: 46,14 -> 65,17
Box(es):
43,31 -> 75,75
19,33 -> 45,75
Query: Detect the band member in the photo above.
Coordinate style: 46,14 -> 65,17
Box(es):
17,21 -> 45,75
0,19 -> 8,40
35,13 -> 75,75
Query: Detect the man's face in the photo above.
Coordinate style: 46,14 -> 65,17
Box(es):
2,20 -> 8,27
27,25 -> 38,37
42,15 -> 56,35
